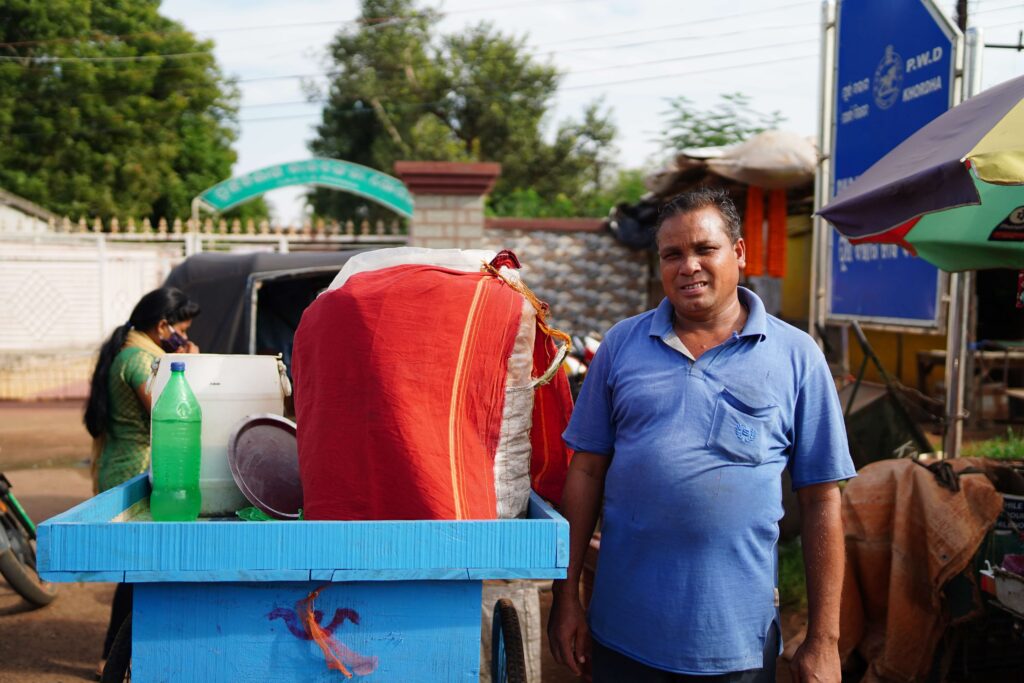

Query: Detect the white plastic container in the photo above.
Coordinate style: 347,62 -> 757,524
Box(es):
150,354 -> 290,516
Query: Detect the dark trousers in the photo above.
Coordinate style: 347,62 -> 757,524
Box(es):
102,583 -> 132,658
591,622 -> 779,683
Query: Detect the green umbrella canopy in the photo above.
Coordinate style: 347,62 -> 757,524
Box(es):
893,170 -> 1024,271
819,73 -> 1024,272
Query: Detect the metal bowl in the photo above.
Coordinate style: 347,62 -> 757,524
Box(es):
227,414 -> 302,520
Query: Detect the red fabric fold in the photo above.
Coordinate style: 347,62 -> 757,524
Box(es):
293,264 -> 522,520
529,331 -> 574,505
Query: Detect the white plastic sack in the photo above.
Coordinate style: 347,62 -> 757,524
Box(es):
326,246 -> 511,291
705,129 -> 816,189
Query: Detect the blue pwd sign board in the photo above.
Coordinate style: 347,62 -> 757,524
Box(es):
828,0 -> 959,327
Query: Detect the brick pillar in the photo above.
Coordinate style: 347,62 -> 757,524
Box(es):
393,161 -> 501,249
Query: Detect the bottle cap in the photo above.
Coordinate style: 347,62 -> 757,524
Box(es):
170,361 -> 185,372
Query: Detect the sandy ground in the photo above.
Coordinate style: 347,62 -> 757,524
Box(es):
0,401 -> 804,682
0,400 -> 111,683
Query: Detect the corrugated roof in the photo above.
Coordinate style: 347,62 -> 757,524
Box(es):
0,188 -> 58,222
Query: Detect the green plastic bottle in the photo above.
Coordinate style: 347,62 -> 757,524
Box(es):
150,361 -> 202,521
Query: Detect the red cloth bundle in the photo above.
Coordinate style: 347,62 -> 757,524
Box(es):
530,334 -> 574,504
293,262 -> 572,521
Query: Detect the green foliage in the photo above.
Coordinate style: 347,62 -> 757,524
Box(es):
488,189 -> 576,218
962,428 -> 1024,460
489,168 -> 648,218
0,0 -> 251,220
659,92 -> 785,151
308,0 -> 620,218
585,167 -> 648,214
778,538 -> 808,610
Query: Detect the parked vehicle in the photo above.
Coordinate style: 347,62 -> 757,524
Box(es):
0,473 -> 57,607
163,251 -> 362,365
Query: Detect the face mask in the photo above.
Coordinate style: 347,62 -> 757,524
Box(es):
160,326 -> 188,353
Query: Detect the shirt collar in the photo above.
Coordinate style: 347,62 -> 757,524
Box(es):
648,286 -> 768,342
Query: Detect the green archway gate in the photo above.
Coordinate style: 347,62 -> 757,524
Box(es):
192,158 -> 414,220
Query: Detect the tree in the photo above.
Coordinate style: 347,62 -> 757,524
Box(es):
658,92 -> 785,152
308,0 -> 618,218
490,169 -> 649,218
0,0 -> 259,220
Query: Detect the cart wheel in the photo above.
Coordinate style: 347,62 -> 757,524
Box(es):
102,614 -> 131,683
491,598 -> 527,683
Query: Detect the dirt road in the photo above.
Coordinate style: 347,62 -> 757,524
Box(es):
1,400 -> 111,682
0,401 -> 588,683
0,401 -> 804,682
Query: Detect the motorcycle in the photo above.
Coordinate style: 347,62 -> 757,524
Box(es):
0,472 -> 58,607
564,334 -> 601,401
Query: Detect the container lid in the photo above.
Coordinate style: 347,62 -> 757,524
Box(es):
227,414 -> 302,520
170,361 -> 185,372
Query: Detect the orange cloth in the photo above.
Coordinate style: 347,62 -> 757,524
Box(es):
743,186 -> 764,277
838,459 -> 1003,682
766,189 -> 787,278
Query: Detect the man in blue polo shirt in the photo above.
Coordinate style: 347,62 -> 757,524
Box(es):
548,188 -> 855,682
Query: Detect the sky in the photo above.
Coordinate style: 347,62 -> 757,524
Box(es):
160,0 -> 1024,223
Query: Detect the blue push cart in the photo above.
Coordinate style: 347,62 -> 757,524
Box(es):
38,475 -> 567,682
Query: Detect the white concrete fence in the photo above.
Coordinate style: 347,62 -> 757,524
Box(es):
0,219 -> 408,400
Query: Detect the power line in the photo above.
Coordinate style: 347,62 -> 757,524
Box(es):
555,22 -> 819,53
2,47 -> 818,137
567,38 -> 817,76
527,0 -> 815,47
2,21 -> 816,76
0,18 -> 816,76
978,18 -> 1024,29
0,0 -> 597,49
5,27 -> 817,100
972,0 -> 1024,16
0,1 -> 821,87
0,50 -> 212,63
241,99 -> 318,110
563,52 -> 816,90
233,37 -> 819,85
232,52 -> 820,122
0,0 -> 813,57
193,0 -> 598,35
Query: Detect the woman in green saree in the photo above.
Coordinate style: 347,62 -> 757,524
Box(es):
83,286 -> 200,675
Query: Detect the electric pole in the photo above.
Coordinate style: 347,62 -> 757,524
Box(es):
956,0 -> 968,32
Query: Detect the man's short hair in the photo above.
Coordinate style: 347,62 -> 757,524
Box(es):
654,187 -> 743,244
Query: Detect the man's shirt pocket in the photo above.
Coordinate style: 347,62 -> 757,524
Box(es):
706,389 -> 779,466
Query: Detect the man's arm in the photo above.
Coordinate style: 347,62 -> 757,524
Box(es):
547,451 -> 611,676
790,481 -> 844,683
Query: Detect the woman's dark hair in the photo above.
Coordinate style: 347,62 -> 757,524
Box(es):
84,287 -> 200,438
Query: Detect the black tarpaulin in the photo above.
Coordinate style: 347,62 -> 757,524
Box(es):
163,251 -> 362,361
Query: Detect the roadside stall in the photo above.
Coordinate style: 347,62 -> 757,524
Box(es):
38,477 -> 565,681
37,248 -> 571,682
818,73 -> 1024,679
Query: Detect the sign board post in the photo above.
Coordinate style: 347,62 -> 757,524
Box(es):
944,27 -> 983,458
821,0 -> 961,330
